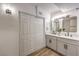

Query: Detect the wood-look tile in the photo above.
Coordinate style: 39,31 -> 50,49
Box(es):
30,48 -> 61,56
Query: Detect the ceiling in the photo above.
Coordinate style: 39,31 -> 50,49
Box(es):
35,3 -> 79,14
5,3 -> 79,16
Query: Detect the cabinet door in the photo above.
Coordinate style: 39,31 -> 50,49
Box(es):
57,40 -> 66,55
46,35 -> 51,48
66,44 -> 77,56
46,35 -> 57,50
50,37 -> 57,50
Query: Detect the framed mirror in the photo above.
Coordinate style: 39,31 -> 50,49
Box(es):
51,15 -> 77,34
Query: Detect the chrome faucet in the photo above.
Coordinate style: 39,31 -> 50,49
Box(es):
65,32 -> 69,36
67,32 -> 69,36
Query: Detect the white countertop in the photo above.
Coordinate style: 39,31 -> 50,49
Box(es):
46,33 -> 79,41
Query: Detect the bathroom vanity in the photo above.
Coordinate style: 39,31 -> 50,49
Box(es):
46,33 -> 79,56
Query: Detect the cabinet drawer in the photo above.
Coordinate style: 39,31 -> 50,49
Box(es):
57,37 -> 79,46
46,35 -> 56,39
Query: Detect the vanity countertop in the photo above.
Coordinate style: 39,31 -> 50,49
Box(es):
46,33 -> 79,41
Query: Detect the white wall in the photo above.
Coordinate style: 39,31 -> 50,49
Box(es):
45,14 -> 51,33
36,6 -> 51,33
0,3 -> 19,56
0,3 -> 49,56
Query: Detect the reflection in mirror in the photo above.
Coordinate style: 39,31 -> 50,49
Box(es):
51,15 -> 77,35
62,16 -> 77,32
54,19 -> 59,32
52,17 -> 64,34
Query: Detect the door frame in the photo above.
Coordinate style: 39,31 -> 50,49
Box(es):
18,11 -> 45,56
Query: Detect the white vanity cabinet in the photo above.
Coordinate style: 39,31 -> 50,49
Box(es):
46,34 -> 79,56
46,35 -> 57,50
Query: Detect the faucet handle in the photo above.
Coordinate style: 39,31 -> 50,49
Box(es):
70,34 -> 72,37
65,33 -> 66,36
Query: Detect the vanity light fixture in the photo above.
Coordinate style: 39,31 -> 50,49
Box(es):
2,4 -> 15,15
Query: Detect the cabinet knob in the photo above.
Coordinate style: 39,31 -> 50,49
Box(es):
49,39 -> 52,43
64,44 -> 68,49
